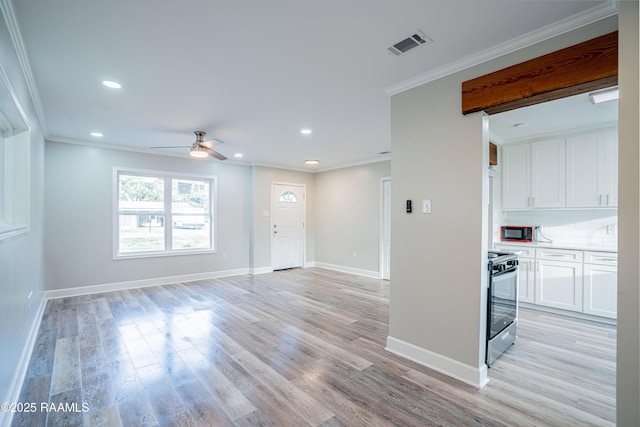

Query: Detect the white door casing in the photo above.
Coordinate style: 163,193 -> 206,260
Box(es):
272,183 -> 305,270
380,177 -> 391,280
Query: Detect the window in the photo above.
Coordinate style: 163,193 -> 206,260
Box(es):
279,191 -> 297,202
114,168 -> 216,258
0,65 -> 31,241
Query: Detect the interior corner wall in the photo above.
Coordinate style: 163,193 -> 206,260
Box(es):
314,161 -> 390,274
0,14 -> 46,419
388,16 -> 618,380
251,166 -> 315,271
616,1 -> 640,425
44,142 -> 252,290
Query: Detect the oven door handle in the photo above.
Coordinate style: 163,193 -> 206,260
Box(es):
492,268 -> 518,279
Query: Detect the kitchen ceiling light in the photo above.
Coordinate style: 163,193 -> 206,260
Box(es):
102,80 -> 122,89
190,146 -> 208,158
589,88 -> 619,104
234,153 -> 244,158
304,159 -> 319,165
90,132 -> 103,137
300,129 -> 312,135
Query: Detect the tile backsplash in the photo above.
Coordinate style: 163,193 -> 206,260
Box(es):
502,210 -> 618,250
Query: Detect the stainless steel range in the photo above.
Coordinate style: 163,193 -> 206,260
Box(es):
486,251 -> 519,366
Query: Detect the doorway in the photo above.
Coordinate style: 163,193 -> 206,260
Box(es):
271,183 -> 306,270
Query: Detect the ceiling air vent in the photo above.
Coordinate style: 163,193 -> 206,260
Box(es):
388,31 -> 432,56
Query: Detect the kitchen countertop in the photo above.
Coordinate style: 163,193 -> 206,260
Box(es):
493,241 -> 617,253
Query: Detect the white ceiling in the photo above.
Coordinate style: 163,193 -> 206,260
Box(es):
489,88 -> 619,143
10,0 -> 617,170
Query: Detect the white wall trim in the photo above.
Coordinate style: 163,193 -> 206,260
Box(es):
251,266 -> 274,275
0,0 -> 49,136
0,295 -> 47,427
304,261 -> 315,268
386,336 -> 490,389
314,262 -> 381,279
379,176 -> 391,281
45,268 -> 250,300
385,1 -> 619,96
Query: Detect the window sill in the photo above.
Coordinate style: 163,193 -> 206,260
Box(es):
114,248 -> 216,260
0,224 -> 29,241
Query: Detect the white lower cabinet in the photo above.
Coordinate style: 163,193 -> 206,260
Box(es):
494,245 -> 617,319
517,258 -> 535,303
535,259 -> 583,312
583,251 -> 618,319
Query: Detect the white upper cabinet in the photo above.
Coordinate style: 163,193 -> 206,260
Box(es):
531,138 -> 566,208
566,129 -> 618,208
502,143 -> 531,209
503,138 -> 565,209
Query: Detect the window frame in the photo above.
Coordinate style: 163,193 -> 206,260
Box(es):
113,167 -> 217,259
0,62 -> 31,241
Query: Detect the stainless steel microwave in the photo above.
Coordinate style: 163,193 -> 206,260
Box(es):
500,226 -> 534,242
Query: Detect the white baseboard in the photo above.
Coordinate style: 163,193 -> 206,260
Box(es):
386,336 -> 489,389
1,295 -> 48,427
314,262 -> 381,279
45,268 -> 251,300
304,261 -> 315,268
250,266 -> 274,275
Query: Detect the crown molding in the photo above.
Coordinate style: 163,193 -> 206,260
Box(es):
0,0 -> 49,136
385,1 -> 619,96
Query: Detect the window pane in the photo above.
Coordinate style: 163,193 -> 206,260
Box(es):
118,175 -> 165,253
279,191 -> 297,202
172,216 -> 210,250
119,175 -> 164,203
172,179 -> 211,250
172,179 -> 209,214
119,214 -> 165,252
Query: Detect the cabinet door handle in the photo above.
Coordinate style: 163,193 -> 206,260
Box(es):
532,196 -> 535,206
607,194 -> 610,205
592,256 -> 616,262
599,194 -> 602,205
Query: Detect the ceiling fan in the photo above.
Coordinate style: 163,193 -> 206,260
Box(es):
151,131 -> 227,160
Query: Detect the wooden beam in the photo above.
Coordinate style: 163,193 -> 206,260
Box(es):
462,31 -> 618,115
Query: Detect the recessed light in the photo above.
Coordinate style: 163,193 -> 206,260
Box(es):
304,159 -> 319,165
90,132 -> 103,137
102,80 -> 122,89
300,129 -> 312,135
234,153 -> 244,158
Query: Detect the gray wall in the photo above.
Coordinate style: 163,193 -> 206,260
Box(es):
617,2 -> 639,425
315,161 -> 390,273
0,14 -> 46,411
44,142 -> 252,290
251,165 -> 315,270
389,16 -> 618,375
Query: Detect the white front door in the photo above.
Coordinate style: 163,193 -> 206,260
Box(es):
272,183 -> 305,270
381,177 -> 391,280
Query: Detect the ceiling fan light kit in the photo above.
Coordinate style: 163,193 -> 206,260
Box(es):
190,146 -> 208,158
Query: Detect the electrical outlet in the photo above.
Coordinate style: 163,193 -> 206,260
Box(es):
222,253 -> 228,260
352,251 -> 357,258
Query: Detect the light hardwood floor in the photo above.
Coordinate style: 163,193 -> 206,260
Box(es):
13,268 -> 616,426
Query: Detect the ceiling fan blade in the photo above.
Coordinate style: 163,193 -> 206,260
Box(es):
205,147 -> 227,161
200,138 -> 223,149
150,145 -> 192,149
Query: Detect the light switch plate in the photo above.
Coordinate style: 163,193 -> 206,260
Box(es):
422,199 -> 431,214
